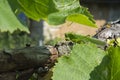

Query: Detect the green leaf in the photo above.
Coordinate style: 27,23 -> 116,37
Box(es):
8,0 -> 21,13
90,46 -> 120,80
53,0 -> 80,11
0,0 -> 29,33
48,8 -> 81,25
65,33 -> 106,46
48,0 -> 96,27
48,11 -> 67,25
52,43 -> 106,80
80,6 -> 95,23
18,0 -> 58,21
18,0 -> 96,27
48,8 -> 96,26
108,46 -> 120,80
66,14 -> 97,27
89,55 -> 110,80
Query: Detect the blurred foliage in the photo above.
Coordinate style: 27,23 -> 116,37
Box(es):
0,30 -> 31,50
29,73 -> 37,80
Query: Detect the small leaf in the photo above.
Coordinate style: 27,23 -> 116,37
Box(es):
65,33 -> 106,46
52,43 -> 106,80
66,14 -> 97,27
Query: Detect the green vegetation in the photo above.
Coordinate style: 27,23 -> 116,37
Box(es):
0,0 -> 96,34
52,43 -> 106,80
53,33 -> 120,80
0,0 -> 120,80
65,33 -> 106,46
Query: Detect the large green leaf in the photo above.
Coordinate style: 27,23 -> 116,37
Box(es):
0,0 -> 29,33
18,0 -> 58,21
52,43 -> 106,80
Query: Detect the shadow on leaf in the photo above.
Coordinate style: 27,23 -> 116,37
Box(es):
90,55 -> 110,80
